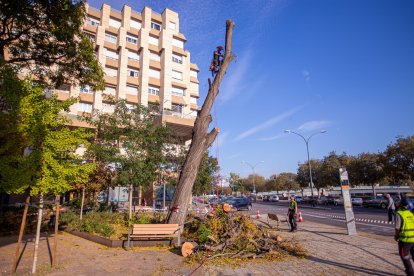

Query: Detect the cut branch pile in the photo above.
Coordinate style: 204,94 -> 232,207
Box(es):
182,204 -> 307,265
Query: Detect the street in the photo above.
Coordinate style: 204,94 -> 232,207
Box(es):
251,201 -> 395,237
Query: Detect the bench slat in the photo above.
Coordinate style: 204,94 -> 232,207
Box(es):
132,224 -> 178,228
131,230 -> 178,235
130,234 -> 177,238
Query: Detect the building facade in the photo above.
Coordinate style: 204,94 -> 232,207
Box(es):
56,3 -> 200,141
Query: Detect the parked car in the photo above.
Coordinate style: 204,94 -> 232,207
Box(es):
393,197 -> 414,211
316,196 -> 328,205
362,196 -> 388,208
295,196 -> 302,203
351,197 -> 363,206
270,195 -> 279,202
334,197 -> 344,206
228,197 -> 252,211
327,195 -> 337,205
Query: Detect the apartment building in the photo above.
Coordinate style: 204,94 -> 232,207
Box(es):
56,3 -> 200,141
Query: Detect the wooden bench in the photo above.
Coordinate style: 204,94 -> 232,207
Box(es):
127,224 -> 181,248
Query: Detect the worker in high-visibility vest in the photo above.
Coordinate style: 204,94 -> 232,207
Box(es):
395,198 -> 414,276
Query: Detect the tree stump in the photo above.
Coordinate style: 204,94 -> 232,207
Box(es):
222,203 -> 231,213
181,242 -> 197,257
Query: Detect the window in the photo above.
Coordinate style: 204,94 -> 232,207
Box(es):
171,104 -> 183,114
126,85 -> 139,94
169,21 -> 176,30
149,68 -> 160,79
172,87 -> 185,97
105,48 -> 119,60
149,36 -> 158,46
190,97 -> 197,104
84,32 -> 95,43
127,50 -> 139,61
150,52 -> 160,62
172,70 -> 183,80
80,86 -> 94,94
190,70 -> 198,78
127,68 -> 139,77
102,103 -> 115,113
105,33 -> 117,43
56,84 -> 70,92
172,38 -> 184,48
172,54 -> 183,64
79,102 -> 92,113
109,17 -> 121,29
104,66 -> 117,77
125,103 -> 136,111
151,21 -> 161,31
87,17 -> 100,26
103,86 -> 116,95
131,19 -> 141,29
148,86 -> 160,96
126,34 -> 138,44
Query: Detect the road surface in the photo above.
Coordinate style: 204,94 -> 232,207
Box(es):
251,201 -> 395,236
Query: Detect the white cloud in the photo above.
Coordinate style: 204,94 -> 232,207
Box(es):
259,133 -> 285,141
220,50 -> 253,103
234,106 -> 303,141
297,120 -> 331,132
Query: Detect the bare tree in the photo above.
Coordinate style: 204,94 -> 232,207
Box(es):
167,20 -> 235,225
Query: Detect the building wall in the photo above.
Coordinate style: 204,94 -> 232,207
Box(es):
63,4 -> 200,140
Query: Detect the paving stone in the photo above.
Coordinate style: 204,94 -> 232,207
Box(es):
0,219 -> 406,275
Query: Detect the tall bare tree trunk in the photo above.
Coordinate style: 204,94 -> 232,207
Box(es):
12,195 -> 30,272
80,188 -> 85,220
128,183 -> 133,219
167,20 -> 235,225
52,194 -> 60,268
32,193 -> 43,274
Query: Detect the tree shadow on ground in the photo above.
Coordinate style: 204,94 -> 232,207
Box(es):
302,228 -> 403,272
307,256 -> 396,276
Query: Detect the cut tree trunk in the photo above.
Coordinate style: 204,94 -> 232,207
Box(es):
32,193 -> 43,274
167,20 -> 235,225
12,195 -> 30,272
181,242 -> 197,257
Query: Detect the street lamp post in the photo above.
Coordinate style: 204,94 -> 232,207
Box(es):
284,129 -> 326,206
241,161 -> 264,202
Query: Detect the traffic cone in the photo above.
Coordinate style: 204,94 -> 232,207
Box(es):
256,210 -> 261,219
298,211 -> 304,222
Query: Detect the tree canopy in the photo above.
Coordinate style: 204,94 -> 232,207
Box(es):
0,0 -> 103,89
0,76 -> 95,195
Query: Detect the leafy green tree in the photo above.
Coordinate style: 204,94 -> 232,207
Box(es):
0,78 -> 96,273
318,152 -> 352,190
85,100 -> 170,218
264,174 -> 280,193
348,152 -> 385,195
193,153 -> 219,195
276,172 -> 299,197
242,174 -> 265,192
228,172 -> 243,192
296,159 -> 322,193
0,0 -> 103,89
382,135 -> 414,186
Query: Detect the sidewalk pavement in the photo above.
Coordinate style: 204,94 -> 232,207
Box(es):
0,214 -> 404,276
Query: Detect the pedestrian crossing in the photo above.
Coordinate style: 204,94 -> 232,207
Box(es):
254,207 -> 394,225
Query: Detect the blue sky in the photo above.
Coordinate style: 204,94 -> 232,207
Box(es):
87,0 -> 414,179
